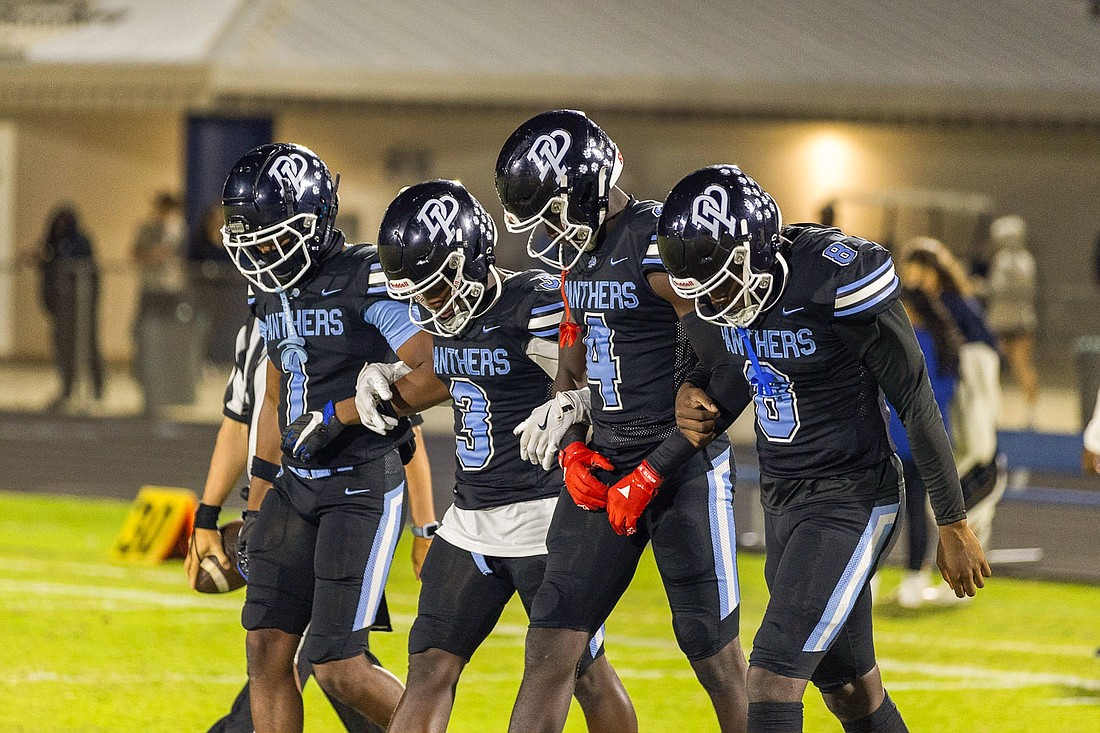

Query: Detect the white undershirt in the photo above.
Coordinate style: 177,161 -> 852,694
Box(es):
435,496 -> 558,557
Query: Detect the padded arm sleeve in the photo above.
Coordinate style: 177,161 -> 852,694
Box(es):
833,300 -> 966,525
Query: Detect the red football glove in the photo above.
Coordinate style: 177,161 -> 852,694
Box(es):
559,441 -> 615,510
607,461 -> 664,536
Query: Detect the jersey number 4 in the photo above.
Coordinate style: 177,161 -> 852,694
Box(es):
583,313 -> 623,411
450,378 -> 494,471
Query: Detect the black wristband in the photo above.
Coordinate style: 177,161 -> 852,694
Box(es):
194,502 -> 221,530
250,456 -> 280,483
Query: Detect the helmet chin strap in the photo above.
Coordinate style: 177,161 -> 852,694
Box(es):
477,266 -> 505,316
754,251 -> 790,321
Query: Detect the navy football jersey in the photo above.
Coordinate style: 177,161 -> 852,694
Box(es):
250,238 -> 418,470
430,269 -> 565,510
719,224 -> 901,481
565,198 -> 695,469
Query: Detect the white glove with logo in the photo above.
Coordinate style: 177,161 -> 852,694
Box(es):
355,361 -> 413,434
513,389 -> 592,471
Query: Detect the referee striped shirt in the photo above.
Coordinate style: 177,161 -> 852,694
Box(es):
222,315 -> 268,465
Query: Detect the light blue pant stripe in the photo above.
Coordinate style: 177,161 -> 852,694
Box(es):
471,552 -> 493,576
803,502 -> 899,652
706,444 -> 739,619
352,482 -> 405,631
588,624 -> 606,659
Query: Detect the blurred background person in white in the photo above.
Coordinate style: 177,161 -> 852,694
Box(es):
985,215 -> 1039,427
1084,385 -> 1100,476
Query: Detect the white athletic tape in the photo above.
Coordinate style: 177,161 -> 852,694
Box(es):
200,556 -> 230,592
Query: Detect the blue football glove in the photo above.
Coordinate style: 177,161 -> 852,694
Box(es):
281,400 -> 346,461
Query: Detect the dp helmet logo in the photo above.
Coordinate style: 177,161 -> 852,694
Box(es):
267,153 -> 311,201
416,196 -> 462,245
691,184 -> 744,241
526,130 -> 572,182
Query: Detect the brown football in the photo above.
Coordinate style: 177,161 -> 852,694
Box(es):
194,519 -> 246,594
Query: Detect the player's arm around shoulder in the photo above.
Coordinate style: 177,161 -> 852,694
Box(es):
391,329 -> 449,414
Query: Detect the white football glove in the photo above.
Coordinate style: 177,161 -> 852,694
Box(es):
513,389 -> 591,471
355,361 -> 413,435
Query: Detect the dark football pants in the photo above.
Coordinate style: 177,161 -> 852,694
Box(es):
409,535 -> 604,672
242,450 -> 406,664
530,437 -> 740,661
751,463 -> 903,689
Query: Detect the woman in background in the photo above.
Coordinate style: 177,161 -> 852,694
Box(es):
887,287 -> 964,607
901,238 -> 1006,602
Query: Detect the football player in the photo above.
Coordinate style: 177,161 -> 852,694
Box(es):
495,111 -> 749,733
220,142 -> 446,732
650,165 -> 990,732
184,315 -> 434,733
311,179 -> 637,733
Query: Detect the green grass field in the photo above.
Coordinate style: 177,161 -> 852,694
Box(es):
1,489 -> 1098,732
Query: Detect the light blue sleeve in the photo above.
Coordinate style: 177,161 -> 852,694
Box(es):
363,300 -> 421,352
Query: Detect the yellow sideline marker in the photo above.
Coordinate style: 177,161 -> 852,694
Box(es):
110,486 -> 197,564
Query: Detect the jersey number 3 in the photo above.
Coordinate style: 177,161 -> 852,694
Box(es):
450,378 -> 494,471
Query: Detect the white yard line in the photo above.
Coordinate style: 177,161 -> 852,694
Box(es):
0,579 -> 241,610
876,659 -> 1100,693
0,671 -> 244,686
877,631 -> 1095,658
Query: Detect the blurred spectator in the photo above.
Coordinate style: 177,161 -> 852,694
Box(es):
188,203 -> 248,366
132,192 -> 186,304
887,287 -> 963,607
901,238 -> 1006,599
1084,385 -> 1100,475
985,215 -> 1039,426
901,237 -> 997,350
37,205 -> 104,410
818,200 -> 836,227
1093,229 -> 1100,290
131,192 -> 186,401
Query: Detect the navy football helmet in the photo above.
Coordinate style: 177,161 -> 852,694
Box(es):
495,109 -> 623,271
657,165 -> 786,328
377,180 -> 499,337
221,143 -> 339,293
